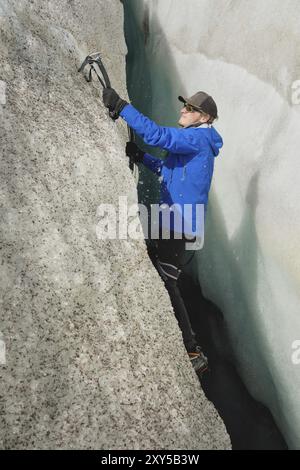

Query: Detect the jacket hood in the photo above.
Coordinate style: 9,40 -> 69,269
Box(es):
192,123 -> 223,156
205,126 -> 223,157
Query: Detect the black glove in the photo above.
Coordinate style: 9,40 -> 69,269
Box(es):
102,87 -> 128,118
126,142 -> 145,163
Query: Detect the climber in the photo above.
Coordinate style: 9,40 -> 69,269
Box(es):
102,88 -> 223,375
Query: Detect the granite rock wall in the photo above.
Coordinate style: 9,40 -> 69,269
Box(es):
0,0 -> 230,449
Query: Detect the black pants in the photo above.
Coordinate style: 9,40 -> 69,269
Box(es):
148,232 -> 198,352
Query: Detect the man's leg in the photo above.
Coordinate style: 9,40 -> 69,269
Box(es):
148,231 -> 208,374
154,233 -> 198,352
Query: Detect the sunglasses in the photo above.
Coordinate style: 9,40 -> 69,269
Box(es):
182,103 -> 201,113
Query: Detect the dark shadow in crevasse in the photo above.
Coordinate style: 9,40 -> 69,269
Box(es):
177,272 -> 288,450
146,239 -> 287,449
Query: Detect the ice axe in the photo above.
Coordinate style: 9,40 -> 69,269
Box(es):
78,52 -> 118,121
78,52 -> 137,175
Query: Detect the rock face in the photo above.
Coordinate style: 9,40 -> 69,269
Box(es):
0,0 -> 230,449
124,0 -> 300,449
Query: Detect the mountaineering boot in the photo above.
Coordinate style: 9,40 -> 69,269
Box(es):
188,345 -> 209,376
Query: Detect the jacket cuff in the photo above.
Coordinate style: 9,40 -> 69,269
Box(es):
115,99 -> 128,116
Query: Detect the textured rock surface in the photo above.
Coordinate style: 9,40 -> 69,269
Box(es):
0,0 -> 230,449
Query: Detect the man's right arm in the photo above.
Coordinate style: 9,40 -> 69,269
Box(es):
126,141 -> 163,175
142,153 -> 163,175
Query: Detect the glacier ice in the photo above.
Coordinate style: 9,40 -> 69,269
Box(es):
124,0 -> 300,449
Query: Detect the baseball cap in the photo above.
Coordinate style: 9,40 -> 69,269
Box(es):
178,91 -> 218,119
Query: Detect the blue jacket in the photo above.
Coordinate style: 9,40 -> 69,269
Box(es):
120,104 -> 223,236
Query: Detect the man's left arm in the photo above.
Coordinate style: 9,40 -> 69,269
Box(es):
102,88 -> 200,155
120,104 -> 200,155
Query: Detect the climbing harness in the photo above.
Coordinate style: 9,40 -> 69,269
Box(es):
78,52 -> 138,180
